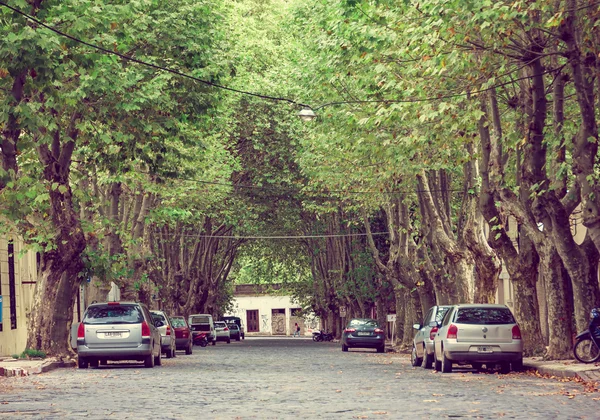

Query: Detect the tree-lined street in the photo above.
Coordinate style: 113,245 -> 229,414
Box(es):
0,339 -> 598,419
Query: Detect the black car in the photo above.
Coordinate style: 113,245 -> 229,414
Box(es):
342,318 -> 386,353
222,316 -> 245,339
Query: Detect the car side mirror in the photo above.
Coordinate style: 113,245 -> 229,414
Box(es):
428,321 -> 439,328
413,323 -> 421,330
155,320 -> 165,328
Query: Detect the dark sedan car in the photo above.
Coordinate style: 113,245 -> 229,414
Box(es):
342,318 -> 386,353
170,316 -> 193,355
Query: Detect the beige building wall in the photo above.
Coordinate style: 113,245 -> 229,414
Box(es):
0,236 -> 37,357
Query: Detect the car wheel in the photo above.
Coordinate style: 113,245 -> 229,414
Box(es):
172,347 -> 176,358
227,339 -> 231,344
78,357 -> 88,369
411,345 -> 423,367
166,347 -> 172,358
434,350 -> 442,371
471,362 -> 483,371
155,351 -> 162,366
441,351 -> 452,373
377,345 -> 385,353
500,362 -> 511,374
342,344 -> 348,352
236,336 -> 241,341
212,339 -> 216,346
423,346 -> 433,369
186,342 -> 193,355
144,353 -> 155,368
511,358 -> 523,372
89,359 -> 99,368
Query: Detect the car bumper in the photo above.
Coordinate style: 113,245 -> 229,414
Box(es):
216,334 -> 230,341
77,343 -> 153,360
343,335 -> 385,348
444,340 -> 523,363
175,338 -> 190,348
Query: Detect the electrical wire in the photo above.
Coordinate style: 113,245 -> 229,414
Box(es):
0,1 -> 310,108
153,232 -> 390,240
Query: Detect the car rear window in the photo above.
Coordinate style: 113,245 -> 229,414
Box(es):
455,307 -> 515,325
348,319 -> 379,328
215,322 -> 226,328
84,305 -> 143,324
170,318 -> 187,328
190,316 -> 210,324
151,312 -> 167,322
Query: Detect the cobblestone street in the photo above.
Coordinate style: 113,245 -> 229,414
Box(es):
0,338 -> 598,419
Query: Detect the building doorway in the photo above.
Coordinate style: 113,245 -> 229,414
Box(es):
271,309 -> 286,335
247,310 -> 259,333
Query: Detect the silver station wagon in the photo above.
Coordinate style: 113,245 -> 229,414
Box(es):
77,302 -> 162,369
432,304 -> 523,374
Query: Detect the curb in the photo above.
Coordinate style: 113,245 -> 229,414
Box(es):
523,361 -> 600,383
0,359 -> 76,378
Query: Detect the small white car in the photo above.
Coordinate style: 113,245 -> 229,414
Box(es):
214,321 -> 231,343
151,310 -> 176,358
433,304 -> 523,373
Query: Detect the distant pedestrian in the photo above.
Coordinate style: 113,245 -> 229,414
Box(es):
293,322 -> 300,337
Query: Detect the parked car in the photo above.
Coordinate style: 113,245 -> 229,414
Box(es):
227,323 -> 242,341
411,305 -> 452,368
151,310 -> 176,358
432,304 -> 523,373
342,318 -> 385,353
189,314 -> 216,345
170,316 -> 193,355
76,301 -> 162,369
214,321 -> 231,343
223,316 -> 245,339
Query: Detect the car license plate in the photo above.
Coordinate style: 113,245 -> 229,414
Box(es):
103,332 -> 122,338
477,346 -> 493,353
357,332 -> 370,336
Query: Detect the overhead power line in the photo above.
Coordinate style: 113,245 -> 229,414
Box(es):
154,232 -> 390,240
0,1 -> 310,108
0,1 -> 572,113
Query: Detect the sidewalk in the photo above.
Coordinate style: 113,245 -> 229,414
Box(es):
523,357 -> 600,383
0,357 -> 75,377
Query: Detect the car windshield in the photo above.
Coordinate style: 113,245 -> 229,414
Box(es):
455,307 -> 515,325
348,319 -> 379,328
170,318 -> 187,328
84,305 -> 143,325
436,307 -> 450,322
151,312 -> 167,323
190,316 -> 210,324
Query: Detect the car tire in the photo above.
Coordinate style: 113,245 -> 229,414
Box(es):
422,347 -> 433,369
166,348 -> 172,358
342,344 -> 348,352
186,342 -> 193,355
411,345 -> 423,367
227,339 -> 231,344
172,347 -> 176,358
212,339 -> 216,346
500,362 -> 511,374
377,345 -> 385,353
236,336 -> 241,341
441,351 -> 452,373
512,358 -> 523,372
78,357 -> 88,369
89,359 -> 99,368
155,351 -> 162,366
144,352 -> 155,368
471,362 -> 483,371
434,351 -> 442,371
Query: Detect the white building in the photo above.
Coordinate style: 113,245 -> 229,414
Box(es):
225,284 -> 319,336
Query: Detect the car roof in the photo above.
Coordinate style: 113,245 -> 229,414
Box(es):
88,301 -> 140,307
453,304 -> 509,309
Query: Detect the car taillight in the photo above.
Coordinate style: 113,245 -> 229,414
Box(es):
77,322 -> 85,339
142,321 -> 151,337
374,328 -> 384,334
447,324 -> 458,339
344,328 -> 356,333
430,327 -> 438,341
224,327 -> 229,331
512,325 -> 522,340
166,326 -> 171,336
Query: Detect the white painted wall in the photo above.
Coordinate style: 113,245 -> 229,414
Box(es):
225,294 -> 319,336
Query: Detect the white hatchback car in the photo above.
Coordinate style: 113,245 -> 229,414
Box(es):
433,304 -> 523,374
214,321 -> 231,343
